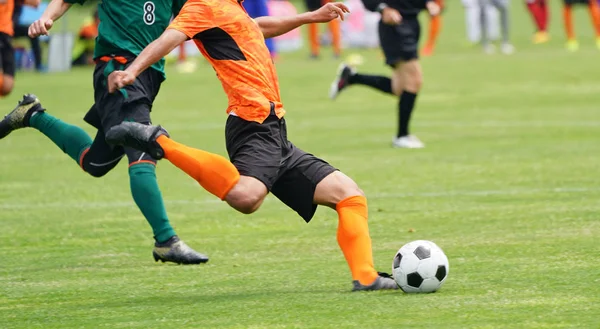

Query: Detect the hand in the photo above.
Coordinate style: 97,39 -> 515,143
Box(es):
108,71 -> 136,93
311,2 -> 350,23
28,18 -> 53,38
426,1 -> 441,16
381,7 -> 402,25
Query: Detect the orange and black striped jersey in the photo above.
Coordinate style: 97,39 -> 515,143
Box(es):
169,0 -> 284,124
0,0 -> 14,36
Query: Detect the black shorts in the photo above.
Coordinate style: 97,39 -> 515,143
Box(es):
0,32 -> 15,77
305,0 -> 323,11
564,0 -> 589,5
225,107 -> 337,222
379,17 -> 420,67
84,56 -> 162,131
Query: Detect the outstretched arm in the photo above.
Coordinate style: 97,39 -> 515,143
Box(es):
108,29 -> 188,93
255,2 -> 350,39
28,0 -> 71,37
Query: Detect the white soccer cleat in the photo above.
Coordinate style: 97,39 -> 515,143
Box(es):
392,135 -> 425,149
501,42 -> 515,55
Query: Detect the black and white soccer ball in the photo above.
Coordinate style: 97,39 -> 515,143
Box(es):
392,240 -> 449,293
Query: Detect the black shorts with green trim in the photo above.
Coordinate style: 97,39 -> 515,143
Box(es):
84,55 -> 163,131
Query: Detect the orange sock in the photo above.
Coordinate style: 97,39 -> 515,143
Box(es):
588,1 -> 600,37
336,195 -> 378,285
156,135 -> 240,200
426,16 -> 441,49
178,44 -> 186,63
564,6 -> 576,40
308,23 -> 320,56
329,19 -> 341,56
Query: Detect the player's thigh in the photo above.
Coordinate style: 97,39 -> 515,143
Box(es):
81,128 -> 126,177
379,18 -> 420,66
395,59 -> 422,93
271,145 -> 337,222
225,114 -> 283,212
313,171 -> 364,209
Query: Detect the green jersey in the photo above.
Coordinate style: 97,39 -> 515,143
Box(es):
66,0 -> 187,78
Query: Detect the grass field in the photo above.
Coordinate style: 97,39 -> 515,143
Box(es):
2,3 -> 600,329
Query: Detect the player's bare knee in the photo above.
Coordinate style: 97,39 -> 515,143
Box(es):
225,176 -> 268,214
314,171 -> 364,208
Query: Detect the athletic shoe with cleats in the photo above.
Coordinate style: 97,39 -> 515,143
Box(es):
329,63 -> 356,100
153,235 -> 209,265
392,135 -> 425,149
0,94 -> 45,139
352,272 -> 399,291
105,122 -> 168,159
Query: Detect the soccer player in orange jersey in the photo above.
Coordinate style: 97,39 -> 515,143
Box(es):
422,0 -> 444,56
105,0 -> 398,291
0,0 -> 39,96
563,0 -> 600,51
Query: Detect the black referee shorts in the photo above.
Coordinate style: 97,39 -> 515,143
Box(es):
379,16 -> 421,67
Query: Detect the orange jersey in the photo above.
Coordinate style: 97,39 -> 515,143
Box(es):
0,0 -> 14,36
169,0 -> 284,123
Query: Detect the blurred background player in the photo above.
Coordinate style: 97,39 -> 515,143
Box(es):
71,8 -> 98,66
12,0 -> 43,71
479,0 -> 514,54
0,0 -> 39,96
562,0 -> 600,51
305,0 -> 342,58
422,0 -> 443,56
525,0 -> 550,44
329,0 -> 441,149
0,0 -> 207,265
244,0 -> 277,59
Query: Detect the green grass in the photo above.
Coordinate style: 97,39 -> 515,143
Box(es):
2,3 -> 600,329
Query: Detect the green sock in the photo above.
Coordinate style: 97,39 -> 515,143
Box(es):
129,163 -> 176,243
29,112 -> 92,163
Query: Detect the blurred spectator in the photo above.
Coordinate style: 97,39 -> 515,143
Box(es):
563,0 -> 600,51
305,0 -> 341,58
243,0 -> 277,59
525,0 -> 550,44
12,0 -> 43,71
479,0 -> 514,54
463,0 -> 500,44
72,9 -> 98,66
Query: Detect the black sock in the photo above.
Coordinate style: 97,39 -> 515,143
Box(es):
348,73 -> 393,94
398,91 -> 417,138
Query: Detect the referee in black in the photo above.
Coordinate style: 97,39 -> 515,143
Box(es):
329,0 -> 440,149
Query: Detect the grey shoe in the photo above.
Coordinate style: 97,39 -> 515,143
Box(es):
153,236 -> 209,265
0,94 -> 45,139
105,121 -> 168,159
352,272 -> 399,291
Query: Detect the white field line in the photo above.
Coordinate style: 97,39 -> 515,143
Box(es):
0,187 -> 598,210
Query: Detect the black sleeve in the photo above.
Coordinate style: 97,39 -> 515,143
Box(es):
362,0 -> 383,12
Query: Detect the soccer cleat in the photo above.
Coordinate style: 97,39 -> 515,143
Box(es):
566,39 -> 579,52
105,122 -> 168,159
421,45 -> 434,57
532,31 -> 549,44
0,94 -> 45,139
153,235 -> 209,265
329,63 -> 356,100
352,272 -> 399,291
392,135 -> 425,149
501,43 -> 515,55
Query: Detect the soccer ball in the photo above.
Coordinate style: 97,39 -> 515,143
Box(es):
392,240 -> 449,293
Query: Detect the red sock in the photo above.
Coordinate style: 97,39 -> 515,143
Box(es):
539,0 -> 549,31
526,1 -> 545,31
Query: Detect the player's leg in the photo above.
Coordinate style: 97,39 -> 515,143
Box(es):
267,140 -> 396,291
491,0 -> 514,54
563,1 -> 579,50
587,0 -> 600,47
325,0 -> 342,58
305,0 -> 322,58
0,32 -> 16,96
422,0 -> 443,56
391,58 -> 424,149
